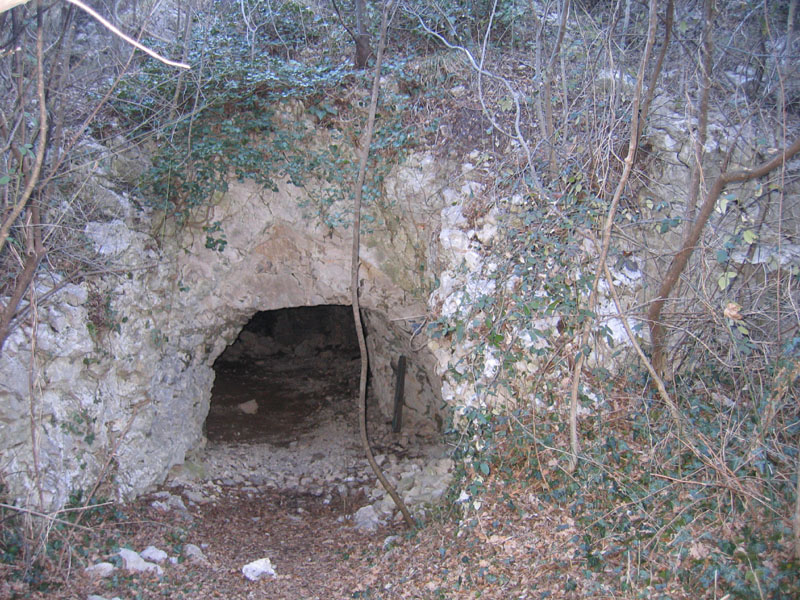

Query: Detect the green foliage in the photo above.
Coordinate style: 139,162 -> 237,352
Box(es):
0,489 -> 122,591
203,221 -> 227,252
429,159 -> 800,597
110,1 -> 418,239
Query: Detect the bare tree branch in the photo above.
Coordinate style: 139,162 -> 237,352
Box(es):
567,0 -> 659,473
410,2 -> 544,196
0,0 -> 47,259
648,136 -> 800,373
64,0 -> 190,69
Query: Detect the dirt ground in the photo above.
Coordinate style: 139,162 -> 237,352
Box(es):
1,343 -> 691,600
3,350 -> 461,600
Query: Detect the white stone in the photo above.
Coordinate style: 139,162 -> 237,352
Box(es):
476,222 -> 498,245
183,489 -> 207,504
237,399 -> 259,414
167,494 -> 188,512
439,228 -> 470,264
183,543 -> 209,564
84,219 -> 134,255
353,504 -> 383,532
118,548 -> 163,575
140,546 -> 168,563
84,562 -> 115,578
242,557 -> 276,581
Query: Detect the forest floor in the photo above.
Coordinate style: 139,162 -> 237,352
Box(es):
1,352 -> 692,600
4,345 -> 793,599
4,480 -> 682,600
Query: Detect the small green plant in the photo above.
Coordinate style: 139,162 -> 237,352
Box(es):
86,288 -> 125,335
203,221 -> 227,252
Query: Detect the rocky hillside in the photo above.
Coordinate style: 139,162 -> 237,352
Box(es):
1,1 -> 799,598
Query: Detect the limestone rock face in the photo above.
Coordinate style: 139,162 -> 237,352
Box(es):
0,146 -> 454,509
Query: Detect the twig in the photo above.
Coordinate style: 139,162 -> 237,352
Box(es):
0,503 -> 93,531
647,136 -> 800,372
410,5 -> 544,197
0,0 -> 47,256
63,0 -> 189,69
603,260 -> 770,514
567,0 -> 659,473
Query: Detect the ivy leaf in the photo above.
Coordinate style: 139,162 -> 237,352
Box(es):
717,271 -> 737,290
742,229 -> 758,245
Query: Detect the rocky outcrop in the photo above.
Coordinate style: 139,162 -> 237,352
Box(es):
0,142 -> 455,510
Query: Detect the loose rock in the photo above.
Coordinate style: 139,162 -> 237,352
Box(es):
242,557 -> 276,581
140,545 -> 168,563
84,562 -> 115,578
183,543 -> 209,564
353,505 -> 383,532
118,548 -> 163,575
237,399 -> 259,414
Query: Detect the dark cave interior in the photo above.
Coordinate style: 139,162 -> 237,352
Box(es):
206,305 -> 362,445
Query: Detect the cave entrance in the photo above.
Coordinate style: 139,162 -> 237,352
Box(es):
206,305 -> 360,446
193,304 -> 451,522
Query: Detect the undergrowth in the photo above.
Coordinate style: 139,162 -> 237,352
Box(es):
0,491 -> 123,593
430,176 -> 800,598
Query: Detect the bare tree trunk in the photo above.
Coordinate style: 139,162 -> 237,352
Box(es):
49,4 -> 77,166
0,1 -> 48,355
0,6 -> 47,257
637,0 -> 673,146
350,0 -> 414,528
543,0 -> 570,176
684,0 -> 715,230
354,0 -> 371,68
568,0 -> 659,473
169,0 -> 194,123
648,137 -> 800,373
529,1 -> 547,146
